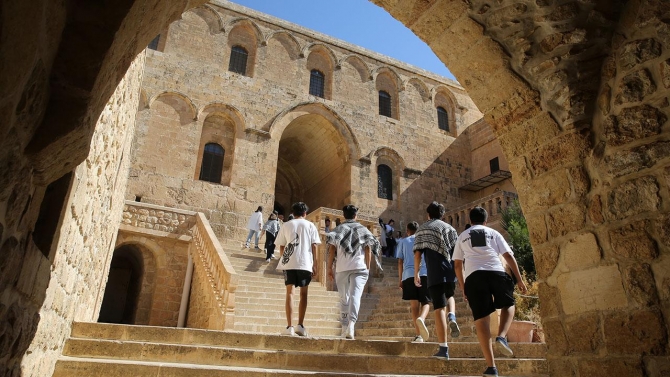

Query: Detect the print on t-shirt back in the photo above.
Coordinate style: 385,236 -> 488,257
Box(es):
470,229 -> 487,247
282,233 -> 299,265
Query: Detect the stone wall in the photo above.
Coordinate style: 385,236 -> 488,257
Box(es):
125,0 -> 484,242
14,54 -> 146,377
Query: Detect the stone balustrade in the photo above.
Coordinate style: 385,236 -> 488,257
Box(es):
306,207 -> 383,291
120,201 -> 237,330
445,191 -> 519,234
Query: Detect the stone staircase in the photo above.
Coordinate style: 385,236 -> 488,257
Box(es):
53,245 -> 548,376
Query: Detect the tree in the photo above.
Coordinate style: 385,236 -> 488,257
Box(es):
501,200 -> 535,280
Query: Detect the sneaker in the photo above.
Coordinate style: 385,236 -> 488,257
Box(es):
432,345 -> 449,360
412,335 -> 424,343
341,324 -> 348,338
244,243 -> 250,248
255,246 -> 261,250
483,366 -> 498,376
416,317 -> 429,341
296,324 -> 308,336
265,258 -> 271,263
448,314 -> 460,338
345,322 -> 355,339
495,336 -> 513,357
282,326 -> 295,336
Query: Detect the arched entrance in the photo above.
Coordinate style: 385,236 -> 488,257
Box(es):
274,112 -> 352,212
98,245 -> 144,324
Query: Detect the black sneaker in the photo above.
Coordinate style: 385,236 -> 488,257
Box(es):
432,345 -> 449,360
483,366 -> 498,376
495,336 -> 513,357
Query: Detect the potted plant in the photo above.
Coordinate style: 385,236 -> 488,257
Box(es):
508,274 -> 541,342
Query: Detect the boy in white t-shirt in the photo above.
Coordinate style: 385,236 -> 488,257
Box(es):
453,207 -> 527,377
275,202 -> 321,337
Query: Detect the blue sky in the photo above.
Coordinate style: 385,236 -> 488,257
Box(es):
229,0 -> 456,81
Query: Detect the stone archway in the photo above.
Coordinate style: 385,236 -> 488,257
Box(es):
98,245 -> 144,324
274,112 -> 352,212
1,1 -> 668,376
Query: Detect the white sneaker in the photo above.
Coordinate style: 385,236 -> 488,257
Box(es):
345,322 -> 355,340
341,324 -> 348,338
296,324 -> 308,336
412,335 -> 424,343
265,258 -> 271,263
416,317 -> 429,342
282,326 -> 295,336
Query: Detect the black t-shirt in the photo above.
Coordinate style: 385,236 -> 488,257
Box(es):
421,248 -> 456,287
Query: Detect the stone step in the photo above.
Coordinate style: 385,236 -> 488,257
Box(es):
235,292 -> 343,304
233,323 -> 342,336
55,357 -> 474,377
60,323 -> 547,376
69,323 -> 547,359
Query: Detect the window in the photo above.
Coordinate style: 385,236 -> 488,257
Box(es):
148,35 -> 161,50
199,143 -> 224,183
379,91 -> 392,117
377,164 -> 393,200
437,106 -> 449,131
228,46 -> 248,75
309,69 -> 325,98
490,157 -> 500,174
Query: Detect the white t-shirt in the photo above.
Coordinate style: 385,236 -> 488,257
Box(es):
452,225 -> 512,280
247,211 -> 263,231
275,218 -> 321,271
332,242 -> 369,273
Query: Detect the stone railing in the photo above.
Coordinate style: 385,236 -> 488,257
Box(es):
445,191 -> 519,234
187,213 -> 238,330
306,207 -> 382,290
120,201 -> 237,330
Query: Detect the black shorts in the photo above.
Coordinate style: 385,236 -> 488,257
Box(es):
464,270 -> 515,321
283,269 -> 312,287
402,276 -> 431,304
428,282 -> 456,310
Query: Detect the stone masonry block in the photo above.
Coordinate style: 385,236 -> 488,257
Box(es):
526,211 -> 548,244
564,312 -> 602,355
578,357 -> 645,377
558,264 -> 628,315
534,242 -> 560,279
547,203 -> 586,238
588,194 -> 604,225
543,318 -> 568,356
604,105 -> 666,147
624,263 -> 660,308
616,68 -> 656,104
517,170 -> 571,213
411,0 -> 468,43
538,281 -> 562,318
529,130 -> 591,176
603,308 -> 667,355
604,141 -> 670,178
619,38 -> 662,71
607,176 -> 660,221
609,220 -> 659,261
548,358 -> 577,377
568,166 -> 590,199
562,233 -> 601,271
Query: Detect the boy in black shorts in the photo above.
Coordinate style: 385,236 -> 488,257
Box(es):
396,221 -> 431,342
453,207 -> 527,377
413,202 -> 461,360
275,202 -> 321,336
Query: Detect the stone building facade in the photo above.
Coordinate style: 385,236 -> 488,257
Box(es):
0,0 -> 668,376
127,1 -> 510,242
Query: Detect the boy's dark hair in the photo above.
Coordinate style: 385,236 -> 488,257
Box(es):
256,206 -> 263,212
342,204 -> 358,220
291,202 -> 308,217
470,207 -> 488,224
325,218 -> 331,223
388,219 -> 395,224
426,201 -> 445,219
406,221 -> 419,232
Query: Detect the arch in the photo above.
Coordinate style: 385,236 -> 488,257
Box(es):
264,30 -> 302,60
148,91 -> 198,121
404,77 -> 431,102
337,55 -> 370,82
268,102 -> 361,162
185,4 -> 224,34
431,85 -> 458,109
198,102 -> 246,136
371,66 -> 404,91
115,234 -> 167,270
301,42 -> 338,66
432,85 -> 458,136
372,146 -> 406,172
222,17 -> 264,46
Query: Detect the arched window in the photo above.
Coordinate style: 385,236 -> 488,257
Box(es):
309,69 -> 325,98
437,106 -> 449,131
379,91 -> 392,117
199,143 -> 224,183
228,46 -> 248,75
377,164 -> 393,200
